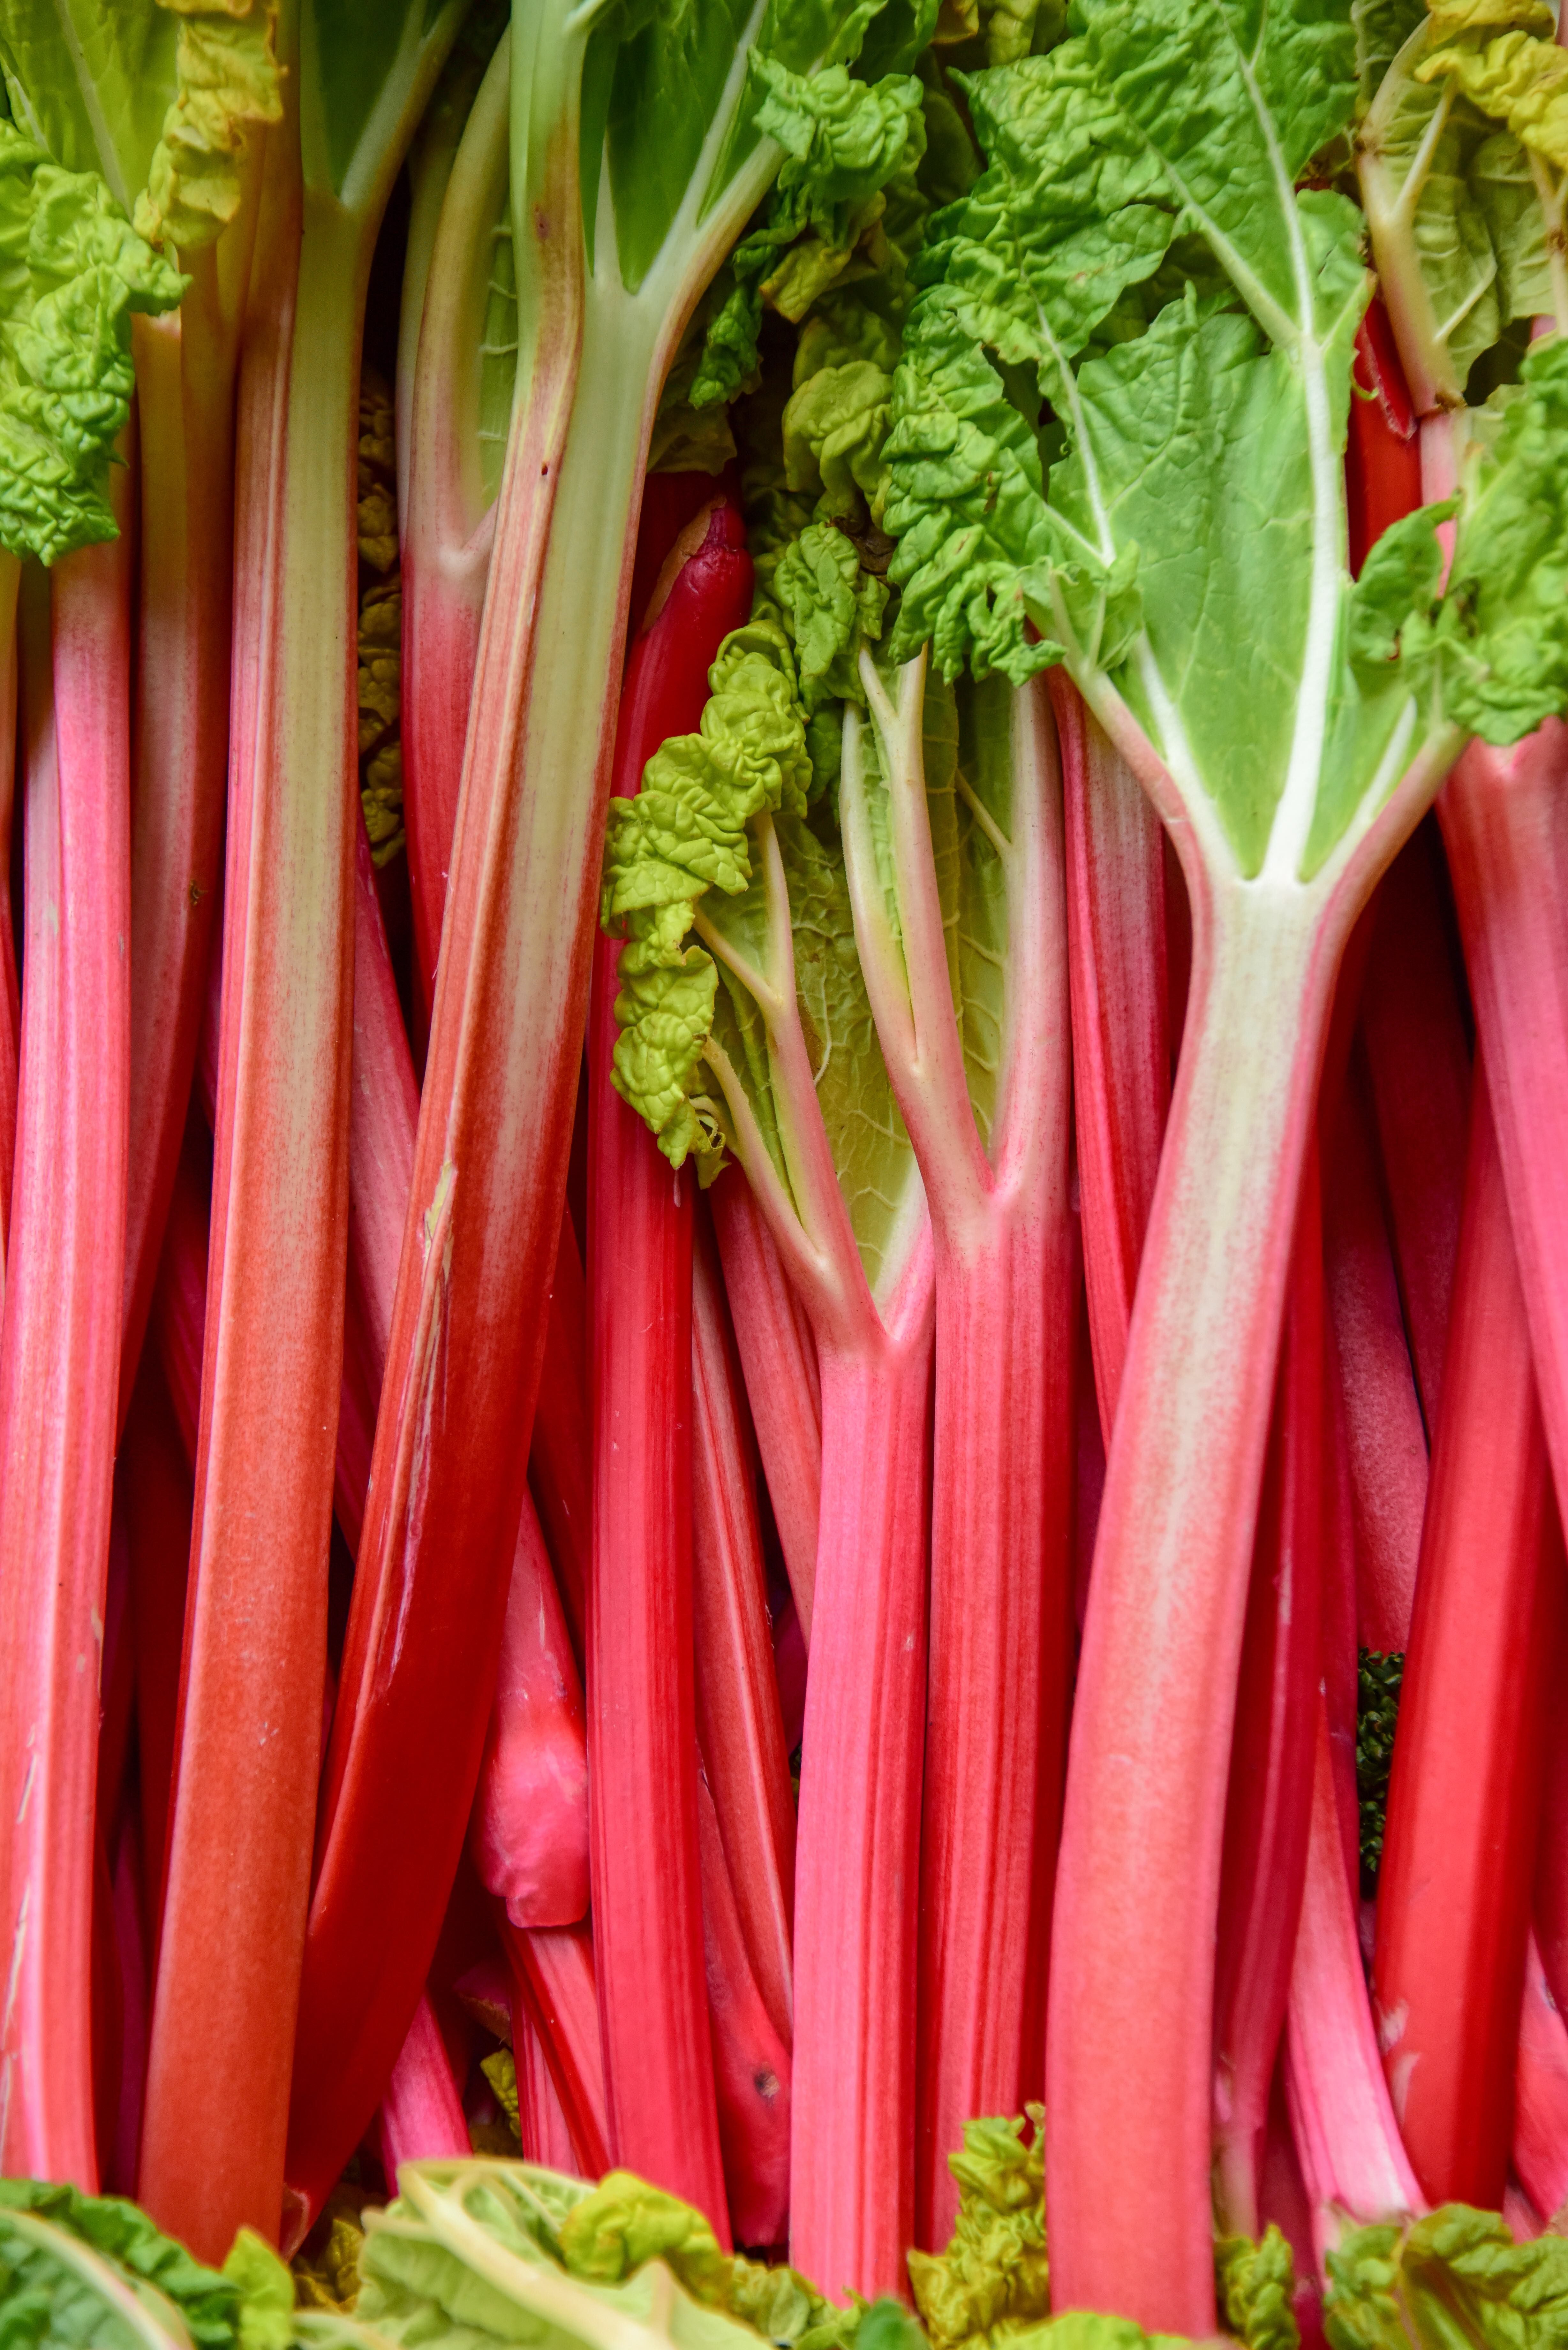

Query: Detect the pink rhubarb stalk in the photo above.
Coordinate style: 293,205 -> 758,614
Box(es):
1355,827 -> 1470,1426
1322,1056 -> 1428,1652
708,1172 -> 822,1639
120,234 -> 253,1419
692,767 -> 937,2288
1285,1694 -> 1424,2275
844,659 -> 1074,2253
1049,671 -> 1170,1436
513,2001 -> 581,2175
1045,711 -> 1453,2329
500,1918 -> 611,2182
400,28 -> 508,1027
0,533 -> 133,2183
586,502 -> 752,2230
1212,1160 -> 1327,2239
1438,736 -> 1568,1536
697,1770 -> 792,2248
1372,1074 -> 1564,2207
142,8 -> 464,2255
691,1209 -> 797,2054
378,1993 -> 472,2179
472,1492 -> 589,1930
1514,1932 -> 1568,2228
287,0 -> 809,2223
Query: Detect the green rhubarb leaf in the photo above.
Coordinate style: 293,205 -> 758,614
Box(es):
906,2111 -> 1049,2350
1393,338 -> 1568,740
591,0 -> 921,306
0,3 -> 177,213
353,2160 -> 823,2350
602,614 -> 810,1171
0,2178 -> 242,2350
1355,0 -> 1428,102
557,2173 -> 733,2296
480,2047 -> 523,2141
1358,0 -> 1568,413
1325,2205 -> 1568,2350
775,800 -> 919,1292
690,60 -> 927,408
224,2230 -> 295,2350
885,0 -> 1568,881
1398,2203 -> 1568,2350
773,520 -> 889,705
0,119 -> 185,561
133,2 -> 283,252
1216,2227 -> 1300,2350
1416,1 -> 1568,171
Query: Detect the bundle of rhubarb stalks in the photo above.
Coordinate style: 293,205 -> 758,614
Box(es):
9,0 -> 1568,2345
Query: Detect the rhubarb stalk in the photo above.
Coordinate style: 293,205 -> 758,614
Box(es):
843,659 -> 1074,2252
586,500 -> 752,2229
868,8 -> 1568,2317
141,3 -> 471,2258
0,538 -> 133,2184
1212,1161 -> 1327,2240
691,1210 -> 797,2055
1050,673 -> 1170,1438
289,0 -> 874,2224
1372,1074 -> 1564,2208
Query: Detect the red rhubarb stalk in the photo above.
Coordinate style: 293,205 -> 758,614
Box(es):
400,29 -> 509,1024
119,234 -> 254,1418
1322,1056 -> 1428,1652
1373,1074 -> 1565,2207
1212,1158 -> 1327,2239
1514,1932 -> 1568,2229
844,661 -> 1074,2252
1050,672 -> 1170,1437
1438,738 -> 1568,1535
378,1993 -> 472,2179
289,0 -> 893,2228
142,8 -> 468,2257
1046,734 -> 1451,2326
708,1172 -> 822,1639
1345,305 -> 1421,580
656,699 -> 937,2288
1355,827 -> 1470,1426
472,1492 -> 589,1931
121,1355 -> 195,1955
0,533 -> 133,2184
1285,1693 -> 1424,2273
691,1209 -> 796,2053
513,2001 -> 581,2175
586,501 -> 752,2229
697,1771 -> 792,2248
499,1918 -> 611,2182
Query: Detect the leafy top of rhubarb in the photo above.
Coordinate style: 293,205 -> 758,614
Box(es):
346,2160 -> 920,2350
1323,2204 -> 1568,2350
0,2 -> 180,216
906,2111 -> 1050,2350
603,611 -> 812,1171
132,1 -> 282,252
0,0 -> 278,252
1356,0 -> 1567,410
881,0 -> 1568,885
0,121 -> 184,561
0,2175 -> 243,2350
1215,2228 -> 1300,2350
